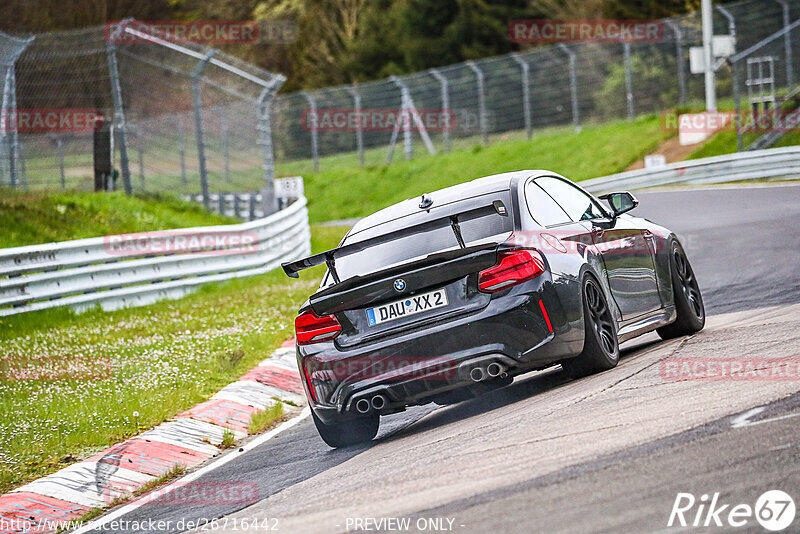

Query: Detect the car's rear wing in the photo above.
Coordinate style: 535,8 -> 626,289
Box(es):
281,200 -> 508,283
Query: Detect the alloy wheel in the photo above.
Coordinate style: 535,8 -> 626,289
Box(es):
585,279 -> 617,356
674,249 -> 703,319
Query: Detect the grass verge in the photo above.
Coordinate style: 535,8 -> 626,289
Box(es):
248,404 -> 284,435
301,115 -> 675,223
0,190 -> 236,249
0,225 -> 349,494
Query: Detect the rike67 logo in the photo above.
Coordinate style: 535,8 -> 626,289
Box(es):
669,490 -> 796,531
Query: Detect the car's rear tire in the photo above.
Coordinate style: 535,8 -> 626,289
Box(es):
657,241 -> 705,340
311,410 -> 379,448
561,275 -> 620,379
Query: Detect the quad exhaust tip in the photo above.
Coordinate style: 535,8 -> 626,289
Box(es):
469,367 -> 486,382
486,362 -> 505,378
355,398 -> 371,414
371,394 -> 387,411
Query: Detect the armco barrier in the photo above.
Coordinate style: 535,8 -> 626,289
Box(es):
580,146 -> 800,193
0,197 -> 310,317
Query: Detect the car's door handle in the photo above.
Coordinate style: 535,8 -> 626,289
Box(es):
643,229 -> 654,238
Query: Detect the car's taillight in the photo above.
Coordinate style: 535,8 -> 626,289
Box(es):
295,310 -> 341,345
478,250 -> 545,293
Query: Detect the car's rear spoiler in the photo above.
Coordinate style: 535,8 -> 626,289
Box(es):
281,200 -> 508,282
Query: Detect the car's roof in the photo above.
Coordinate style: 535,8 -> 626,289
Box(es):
349,170 -> 557,236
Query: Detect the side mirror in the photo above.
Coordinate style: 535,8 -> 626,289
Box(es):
599,191 -> 638,218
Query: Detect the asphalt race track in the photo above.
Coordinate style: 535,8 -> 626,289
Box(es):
91,183 -> 800,534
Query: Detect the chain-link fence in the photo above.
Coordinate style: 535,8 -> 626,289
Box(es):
1,0 -> 799,198
1,21 -> 284,211
272,0 -> 800,174
728,7 -> 800,149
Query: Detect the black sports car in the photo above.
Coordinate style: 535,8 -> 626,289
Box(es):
283,171 -> 704,447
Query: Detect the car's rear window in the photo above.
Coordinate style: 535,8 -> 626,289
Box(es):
328,199 -> 513,283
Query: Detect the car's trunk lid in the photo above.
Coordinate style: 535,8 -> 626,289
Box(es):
310,243 -> 498,347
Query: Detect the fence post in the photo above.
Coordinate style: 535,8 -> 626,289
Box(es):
665,20 -> 687,107
391,76 -> 413,160
257,75 -> 285,217
220,108 -> 230,182
623,42 -> 635,120
429,69 -> 451,152
346,84 -> 364,166
775,0 -> 793,87
1,35 -> 33,188
386,75 -> 436,163
105,28 -> 133,196
191,49 -> 216,210
716,6 -> 738,61
301,92 -> 319,172
557,44 -> 580,132
718,5 -> 739,148
1,66 -> 11,185
7,66 -> 21,187
732,57 -> 743,151
511,53 -> 532,139
466,61 -> 488,145
175,116 -> 187,185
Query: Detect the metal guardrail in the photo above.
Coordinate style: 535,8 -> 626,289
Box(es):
581,146 -> 800,193
0,197 -> 310,317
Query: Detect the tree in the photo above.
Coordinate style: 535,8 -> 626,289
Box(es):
348,0 -> 528,81
0,0 -> 173,34
529,0 -> 701,20
253,0 -> 371,89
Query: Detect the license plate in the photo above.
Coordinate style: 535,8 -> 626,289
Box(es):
366,289 -> 448,327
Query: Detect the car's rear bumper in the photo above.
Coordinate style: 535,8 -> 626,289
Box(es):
300,280 -> 583,425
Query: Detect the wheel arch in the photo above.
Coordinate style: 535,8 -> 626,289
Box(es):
578,263 -> 623,327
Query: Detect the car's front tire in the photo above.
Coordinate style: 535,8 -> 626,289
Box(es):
312,410 -> 379,448
561,275 -> 620,378
657,241 -> 705,340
